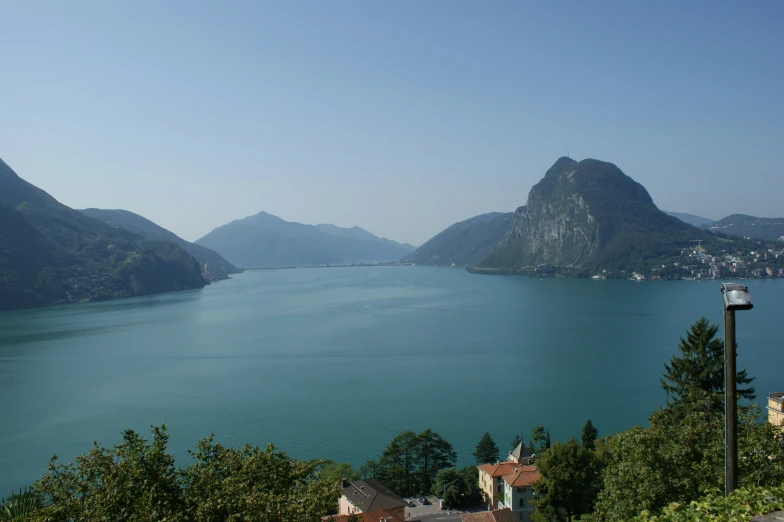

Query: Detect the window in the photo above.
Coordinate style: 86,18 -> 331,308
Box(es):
519,498 -> 525,508
517,487 -> 526,493
497,485 -> 503,493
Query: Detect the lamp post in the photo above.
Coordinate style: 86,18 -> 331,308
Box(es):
720,282 -> 753,496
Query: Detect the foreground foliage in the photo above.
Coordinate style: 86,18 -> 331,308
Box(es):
531,318 -> 784,522
532,439 -> 603,522
629,483 -> 784,522
21,425 -> 337,522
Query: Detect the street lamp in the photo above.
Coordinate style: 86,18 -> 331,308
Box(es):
720,282 -> 753,496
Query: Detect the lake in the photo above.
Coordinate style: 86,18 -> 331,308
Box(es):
1,267 -> 782,494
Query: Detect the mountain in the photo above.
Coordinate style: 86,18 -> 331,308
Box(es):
664,211 -> 715,227
479,157 -> 764,276
80,208 -> 239,280
0,158 -> 206,311
703,214 -> 784,242
402,212 -> 514,266
195,211 -> 415,268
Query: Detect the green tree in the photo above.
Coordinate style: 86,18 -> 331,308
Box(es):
319,461 -> 360,485
510,433 -> 523,451
415,429 -> 457,494
593,402 -> 784,521
433,467 -> 469,508
532,439 -> 602,522
457,466 -> 482,505
581,420 -> 598,450
27,425 -> 340,522
359,459 -> 380,479
530,426 -> 547,454
473,432 -> 500,464
546,430 -> 551,449
31,425 -> 184,521
661,317 -> 755,411
377,431 -> 418,496
373,429 -> 456,496
180,437 -> 338,522
0,488 -> 45,521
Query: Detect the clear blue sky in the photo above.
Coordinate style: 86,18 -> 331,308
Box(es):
1,1 -> 782,245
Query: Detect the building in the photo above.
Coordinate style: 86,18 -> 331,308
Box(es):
336,479 -> 407,521
460,508 -> 517,522
507,442 -> 535,465
498,467 -> 541,522
478,462 -> 523,509
478,442 -> 540,510
768,393 -> 784,426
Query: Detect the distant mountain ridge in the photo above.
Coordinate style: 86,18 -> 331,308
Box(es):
476,157 -> 767,276
702,214 -> 784,242
80,208 -> 239,280
664,211 -> 715,227
402,212 -> 513,266
0,158 -> 206,311
195,211 -> 415,268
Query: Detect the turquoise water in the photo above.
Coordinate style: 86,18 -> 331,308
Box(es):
0,267 -> 782,494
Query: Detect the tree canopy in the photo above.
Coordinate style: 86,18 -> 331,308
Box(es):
661,317 -> 755,411
473,432 -> 500,465
510,433 -> 523,451
24,425 -> 338,522
530,426 -> 548,454
368,429 -> 456,497
532,439 -> 603,522
581,420 -> 598,450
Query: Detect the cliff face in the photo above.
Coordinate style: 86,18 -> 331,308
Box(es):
480,157 -> 712,274
502,158 -> 600,267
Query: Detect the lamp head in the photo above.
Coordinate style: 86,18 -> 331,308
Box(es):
721,282 -> 753,311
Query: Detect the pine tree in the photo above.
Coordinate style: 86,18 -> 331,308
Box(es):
530,426 -> 547,454
581,420 -> 598,450
510,433 -> 523,451
473,432 -> 500,465
545,430 -> 551,450
661,317 -> 755,411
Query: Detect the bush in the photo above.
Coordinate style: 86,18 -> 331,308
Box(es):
630,484 -> 784,522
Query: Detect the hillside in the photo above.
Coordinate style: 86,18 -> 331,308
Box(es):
664,211 -> 715,227
479,157 -> 767,277
0,158 -> 206,311
80,208 -> 239,280
195,211 -> 415,268
703,214 -> 784,241
402,212 -> 513,266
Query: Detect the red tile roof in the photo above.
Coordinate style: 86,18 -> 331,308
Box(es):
502,466 -> 541,487
460,508 -> 517,522
477,462 -> 521,477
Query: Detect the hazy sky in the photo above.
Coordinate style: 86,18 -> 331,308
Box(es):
1,1 -> 782,245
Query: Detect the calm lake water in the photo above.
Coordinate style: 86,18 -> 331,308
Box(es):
1,267 -> 782,493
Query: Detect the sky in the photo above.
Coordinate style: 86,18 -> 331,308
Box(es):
1,1 -> 782,246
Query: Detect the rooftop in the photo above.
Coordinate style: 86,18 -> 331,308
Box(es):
338,478 -> 407,512
478,462 -> 522,478
770,393 -> 784,404
460,508 -> 517,522
501,466 -> 540,487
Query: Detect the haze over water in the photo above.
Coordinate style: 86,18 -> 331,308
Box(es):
1,267 -> 781,494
